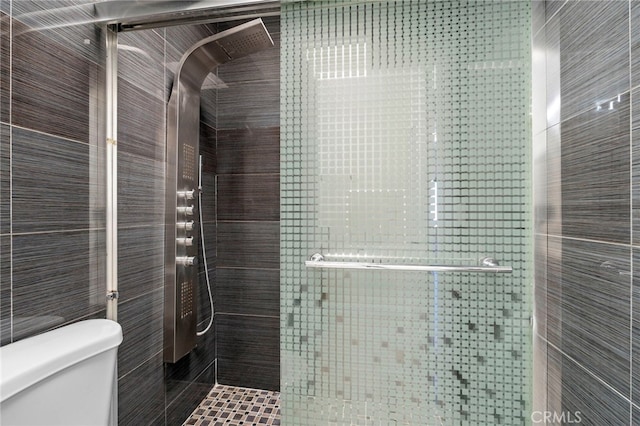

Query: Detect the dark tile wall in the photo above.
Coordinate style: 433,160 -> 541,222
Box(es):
534,0 -> 637,422
116,22 -> 219,426
116,15 -> 281,423
0,2 -> 106,347
213,16 -> 280,392
3,4 -> 281,423
1,3 -> 224,424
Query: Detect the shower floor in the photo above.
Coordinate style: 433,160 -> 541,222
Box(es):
183,384 -> 281,426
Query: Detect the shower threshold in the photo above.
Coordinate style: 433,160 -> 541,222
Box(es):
183,384 -> 280,426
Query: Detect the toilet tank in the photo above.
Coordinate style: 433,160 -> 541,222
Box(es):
0,319 -> 123,426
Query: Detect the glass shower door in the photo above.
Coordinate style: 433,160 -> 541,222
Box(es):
280,1 -> 532,424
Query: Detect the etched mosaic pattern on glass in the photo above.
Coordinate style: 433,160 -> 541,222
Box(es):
281,1 -> 532,424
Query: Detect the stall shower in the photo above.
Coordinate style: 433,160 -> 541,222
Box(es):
6,0 -> 640,423
1,0 -> 538,424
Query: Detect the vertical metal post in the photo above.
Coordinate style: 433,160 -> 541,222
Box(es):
105,24 -> 119,426
105,24 -> 118,321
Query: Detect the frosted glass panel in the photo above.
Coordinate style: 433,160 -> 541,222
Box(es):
281,1 -> 532,424
317,69 -> 428,252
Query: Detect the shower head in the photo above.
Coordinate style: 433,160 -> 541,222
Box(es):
214,19 -> 274,59
175,18 -> 274,90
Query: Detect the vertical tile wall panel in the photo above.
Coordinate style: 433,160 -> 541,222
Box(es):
118,30 -> 165,101
217,80 -> 280,130
216,359 -> 280,392
10,1 -> 103,65
633,248 -> 640,407
11,18 -> 93,142
200,118 -> 218,193
549,344 -> 630,425
560,97 -> 630,244
11,230 -> 103,339
0,123 -> 8,234
116,288 -> 163,378
539,0 -> 637,423
2,0 -> 107,352
116,29 -> 168,421
199,171 -> 217,260
0,123 -> 7,344
634,7 -> 640,411
546,235 -> 563,350
629,2 -> 640,89
196,266 -> 215,334
217,221 -> 279,269
215,268 -> 279,317
1,11 -> 10,124
216,314 -> 280,391
117,152 -> 165,229
118,354 -> 165,426
117,79 -> 166,161
633,4 -> 640,411
11,128 -> 90,233
117,225 -> 164,303
216,174 -> 279,221
199,135 -> 217,310
558,1 -> 629,121
216,127 -> 280,175
214,17 -> 280,392
199,119 -> 217,300
200,87 -> 218,131
200,122 -> 217,181
165,371 -> 216,426
632,86 -> 640,247
556,239 -> 630,396
0,234 -> 10,345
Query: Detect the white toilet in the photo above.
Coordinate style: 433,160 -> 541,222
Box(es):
0,319 -> 123,426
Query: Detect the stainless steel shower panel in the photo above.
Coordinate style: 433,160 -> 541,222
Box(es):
164,19 -> 273,363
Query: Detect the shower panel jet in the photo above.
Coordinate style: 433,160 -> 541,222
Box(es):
164,19 -> 273,363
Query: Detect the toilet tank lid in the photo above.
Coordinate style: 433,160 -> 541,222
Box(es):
0,319 -> 123,402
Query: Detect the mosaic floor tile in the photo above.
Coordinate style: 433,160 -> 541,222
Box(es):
183,384 -> 280,426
